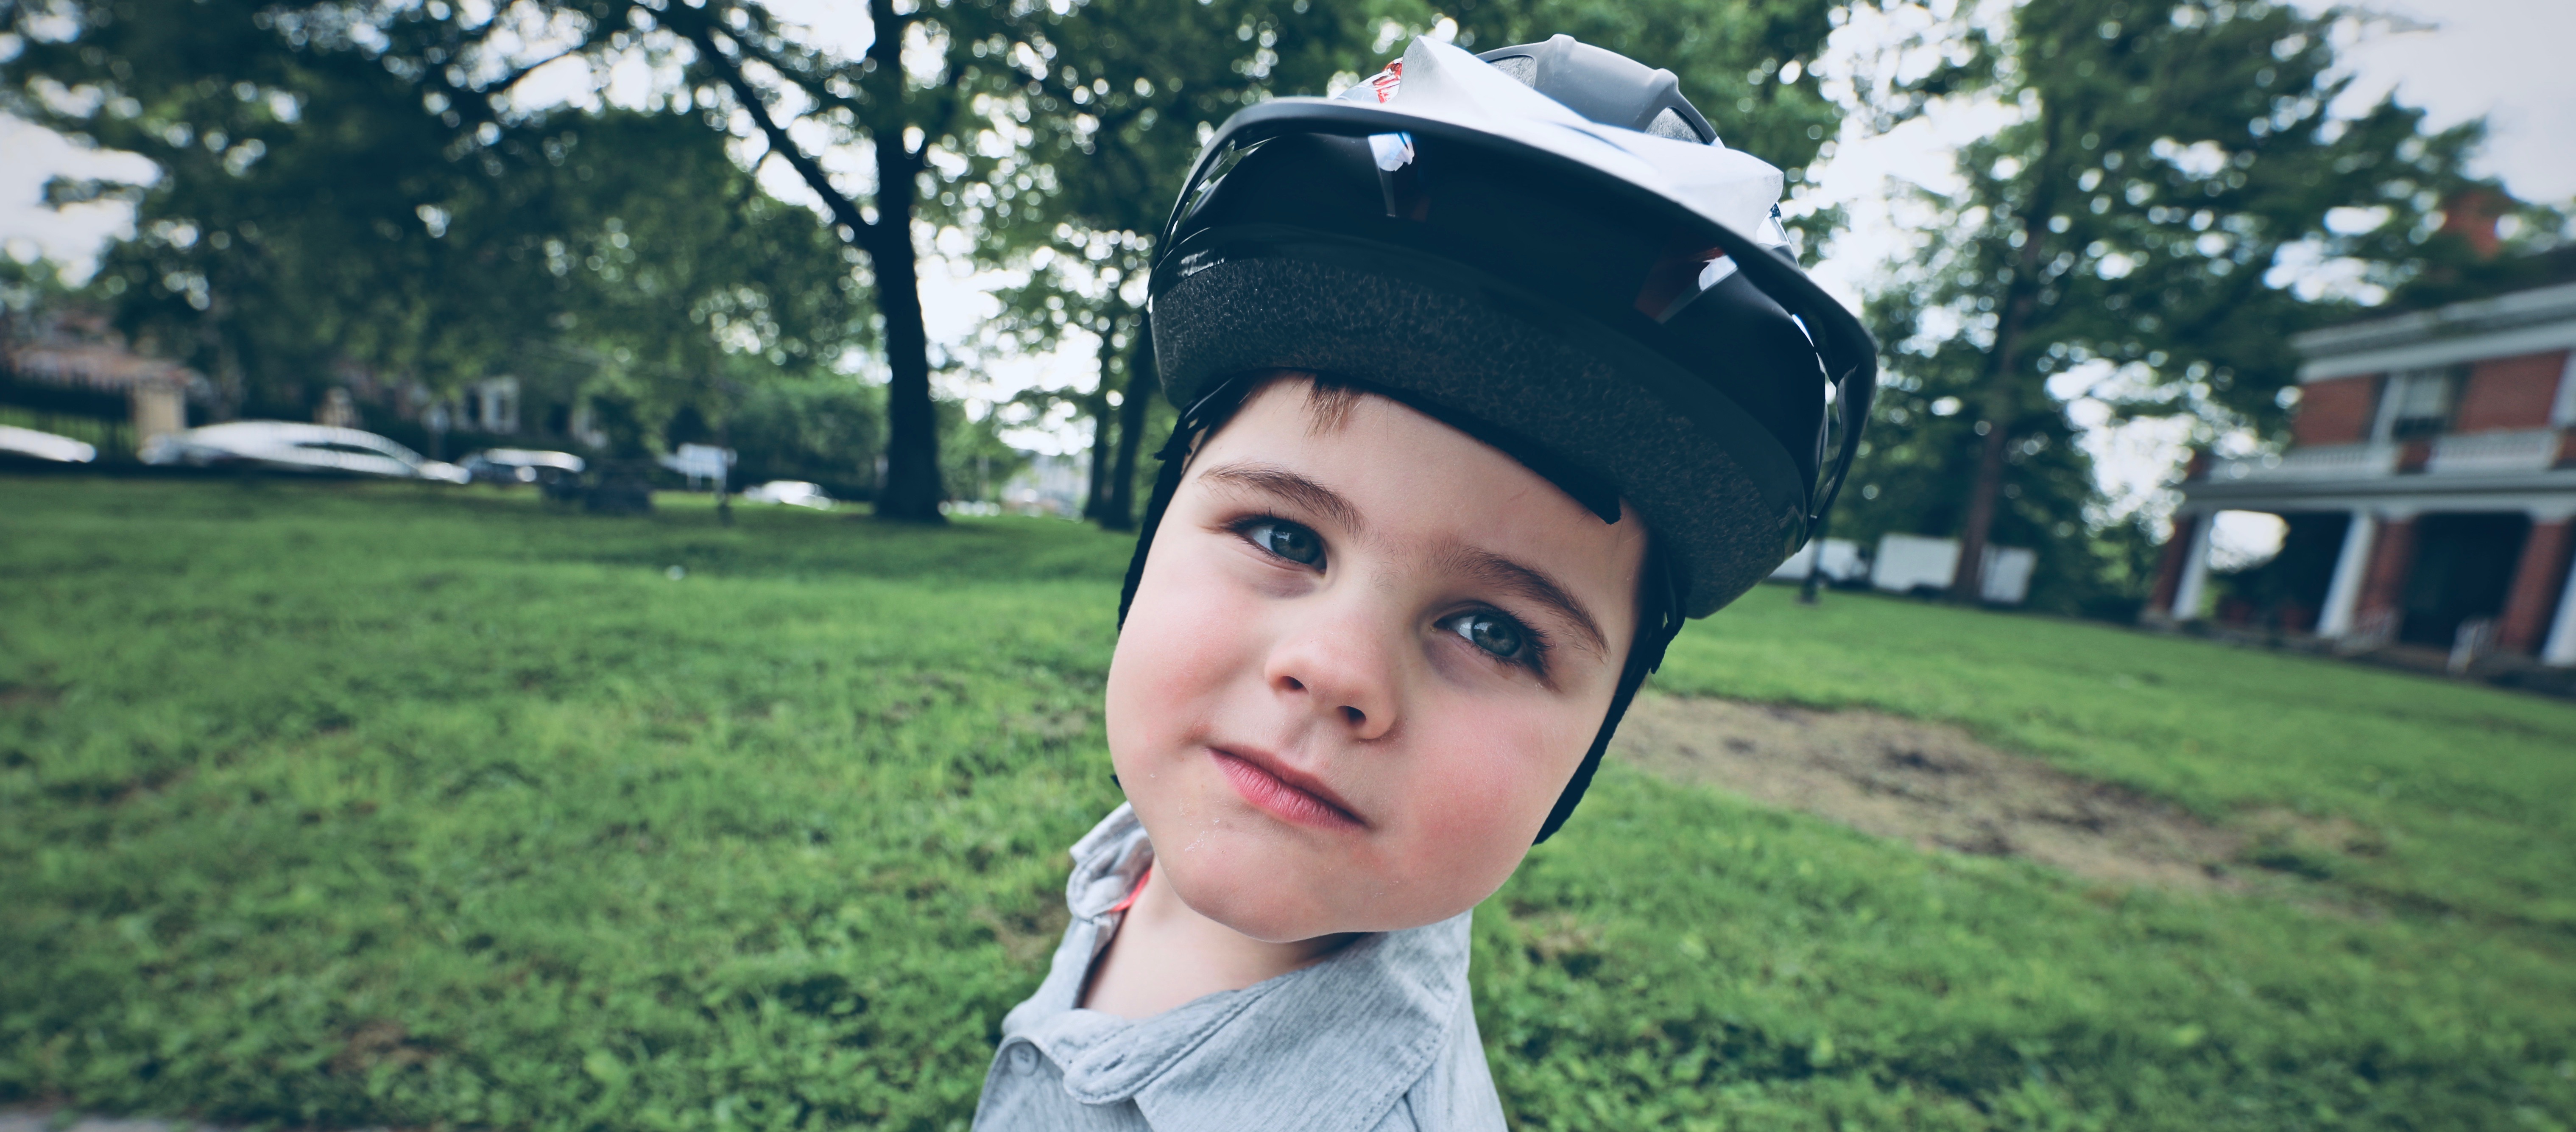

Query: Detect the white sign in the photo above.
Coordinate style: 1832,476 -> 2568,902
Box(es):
1872,534 -> 1960,595
661,443 -> 735,486
1868,534 -> 2037,605
1979,545 -> 2037,605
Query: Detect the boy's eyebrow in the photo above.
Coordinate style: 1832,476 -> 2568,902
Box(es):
1441,546 -> 1610,658
1198,462 -> 1366,535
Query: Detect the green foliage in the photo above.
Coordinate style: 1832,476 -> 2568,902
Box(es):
977,0 -> 1396,526
1854,0 -> 2508,607
6,480 -> 2571,1131
534,112 -> 874,422
0,255 -> 77,321
938,396 -> 1032,505
1933,0 -> 2489,429
0,0 -> 869,428
723,375 -> 888,500
1836,283 -> 2174,618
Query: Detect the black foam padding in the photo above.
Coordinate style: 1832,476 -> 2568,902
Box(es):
1155,255 -> 1788,616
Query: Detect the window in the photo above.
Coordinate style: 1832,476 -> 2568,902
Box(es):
471,378 -> 520,433
2376,367 -> 2460,441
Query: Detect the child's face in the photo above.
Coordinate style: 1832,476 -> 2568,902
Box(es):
1107,377 -> 1648,942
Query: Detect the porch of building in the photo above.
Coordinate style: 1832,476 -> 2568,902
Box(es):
2148,488 -> 2576,668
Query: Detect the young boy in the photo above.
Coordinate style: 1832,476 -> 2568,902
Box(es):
976,33 -> 1874,1131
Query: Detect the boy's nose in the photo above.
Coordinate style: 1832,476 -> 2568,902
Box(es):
1263,614 -> 1400,742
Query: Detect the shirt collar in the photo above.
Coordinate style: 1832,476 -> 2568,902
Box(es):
1012,804 -> 1476,1132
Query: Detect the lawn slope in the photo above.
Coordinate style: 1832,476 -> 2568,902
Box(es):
3,477 -> 2569,1131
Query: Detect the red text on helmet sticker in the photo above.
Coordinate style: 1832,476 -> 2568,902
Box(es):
1366,61 -> 1403,103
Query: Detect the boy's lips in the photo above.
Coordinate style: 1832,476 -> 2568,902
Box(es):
1210,746 -> 1366,830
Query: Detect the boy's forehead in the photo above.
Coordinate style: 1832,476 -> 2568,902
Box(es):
1209,380 -> 1646,551
1227,371 -> 1367,436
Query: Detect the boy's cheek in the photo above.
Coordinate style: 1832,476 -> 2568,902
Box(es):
1111,579 -> 1242,698
1378,718 -> 1575,893
1105,559 -> 1263,778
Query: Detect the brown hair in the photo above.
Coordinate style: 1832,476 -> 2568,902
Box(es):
1220,368 -> 1370,436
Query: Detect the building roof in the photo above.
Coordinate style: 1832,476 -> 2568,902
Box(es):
2381,244 -> 2576,316
2291,274 -> 2576,383
7,342 -> 199,393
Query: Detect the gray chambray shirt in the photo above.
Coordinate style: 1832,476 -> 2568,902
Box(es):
973,804 -> 1508,1132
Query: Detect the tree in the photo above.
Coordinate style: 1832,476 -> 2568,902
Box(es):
2,0 -> 870,457
608,0 -> 1376,522
969,0 -> 1381,529
6,0 -> 1060,518
1871,0 -> 2490,604
1832,281 -> 2167,618
654,0 -> 997,520
533,111 -> 876,458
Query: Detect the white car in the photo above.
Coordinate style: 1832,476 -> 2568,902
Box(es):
460,448 -> 586,486
0,424 -> 98,464
142,421 -> 470,483
739,479 -> 835,510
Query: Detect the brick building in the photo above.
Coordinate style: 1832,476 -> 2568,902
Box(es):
2,307 -> 200,456
2149,258 -> 2576,667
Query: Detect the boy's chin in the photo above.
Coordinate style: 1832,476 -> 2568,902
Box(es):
1153,828 -> 1475,942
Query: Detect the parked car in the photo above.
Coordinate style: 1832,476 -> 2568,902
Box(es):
142,421 -> 470,483
0,424 -> 98,464
460,448 -> 586,486
739,480 -> 836,510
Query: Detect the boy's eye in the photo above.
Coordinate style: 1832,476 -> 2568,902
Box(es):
1443,610 -> 1529,662
1245,520 -> 1324,567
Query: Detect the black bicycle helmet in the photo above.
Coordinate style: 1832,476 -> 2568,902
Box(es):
1120,34 -> 1875,841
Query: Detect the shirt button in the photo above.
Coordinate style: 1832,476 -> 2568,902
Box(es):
1008,1044 -> 1039,1074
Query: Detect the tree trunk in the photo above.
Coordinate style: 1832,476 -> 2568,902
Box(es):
674,7 -> 944,521
864,131 -> 946,521
1950,210 -> 2053,604
1082,330 -> 1116,521
1102,313 -> 1156,531
715,414 -> 734,526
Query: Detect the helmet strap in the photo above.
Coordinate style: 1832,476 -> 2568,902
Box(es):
1116,372 -> 1257,630
1533,543 -> 1680,843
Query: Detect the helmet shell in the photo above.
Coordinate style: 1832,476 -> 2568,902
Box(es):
1148,42 -> 1872,617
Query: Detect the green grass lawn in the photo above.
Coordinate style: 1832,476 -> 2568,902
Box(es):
3,476 -> 2571,1131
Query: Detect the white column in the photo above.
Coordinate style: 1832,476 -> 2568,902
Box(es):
2170,511 -> 2216,621
2544,539 -> 2576,667
2551,350 -> 2576,427
2316,510 -> 2378,639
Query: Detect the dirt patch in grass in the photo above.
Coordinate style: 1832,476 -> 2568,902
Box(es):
1613,693 -> 2249,891
0,682 -> 62,710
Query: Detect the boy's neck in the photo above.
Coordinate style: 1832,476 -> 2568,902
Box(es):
1079,862 -> 1359,1019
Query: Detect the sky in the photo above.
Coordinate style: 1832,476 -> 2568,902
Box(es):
2,0 -> 2570,511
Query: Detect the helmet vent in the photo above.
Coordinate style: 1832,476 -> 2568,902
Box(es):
1646,106 -> 1700,143
1486,54 -> 1538,86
